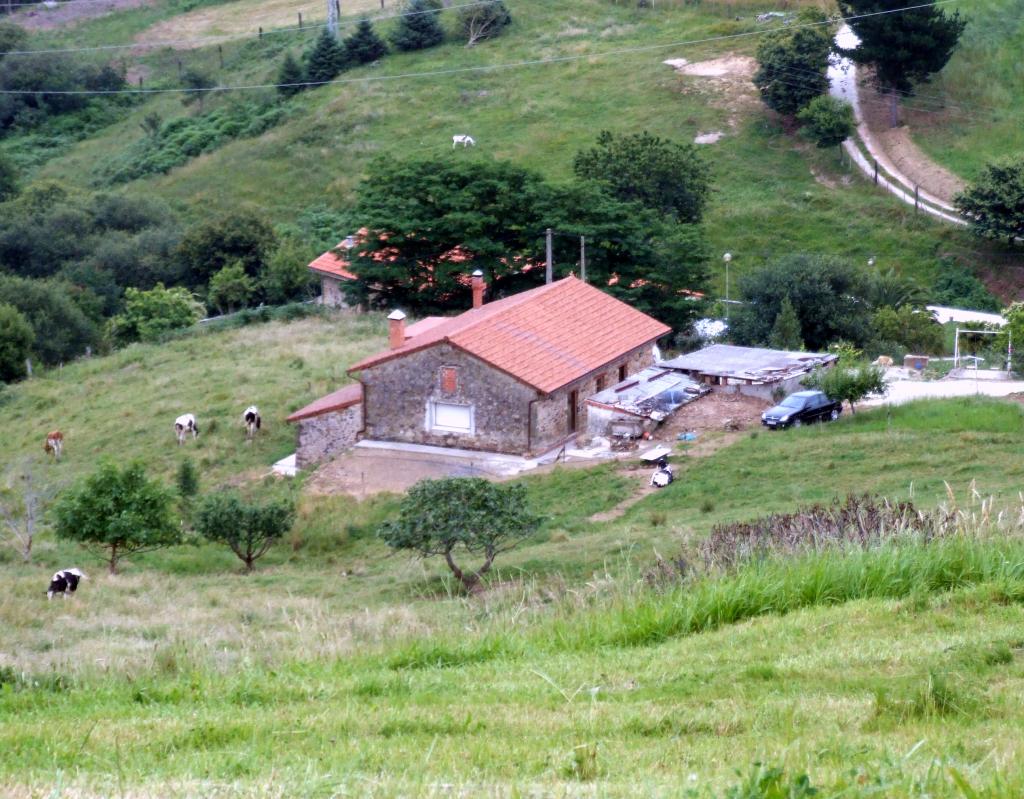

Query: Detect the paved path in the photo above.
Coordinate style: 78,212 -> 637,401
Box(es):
828,26 -> 967,227
862,377 -> 1024,407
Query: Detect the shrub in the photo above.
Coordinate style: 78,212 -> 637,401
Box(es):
276,52 -> 305,97
753,9 -> 832,116
0,302 -> 33,382
797,95 -> 854,149
208,262 -> 256,314
955,157 -> 1024,245
305,28 -> 346,84
698,494 -> 939,570
109,283 -> 204,345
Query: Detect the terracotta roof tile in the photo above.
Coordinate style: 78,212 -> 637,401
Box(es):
287,383 -> 362,422
308,243 -> 357,281
348,277 -> 671,394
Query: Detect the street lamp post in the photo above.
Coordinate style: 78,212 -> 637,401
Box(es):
723,252 -> 732,319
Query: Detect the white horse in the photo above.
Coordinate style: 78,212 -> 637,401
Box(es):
452,134 -> 476,148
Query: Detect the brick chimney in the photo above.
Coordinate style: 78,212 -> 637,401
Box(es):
387,309 -> 406,349
471,269 -> 485,309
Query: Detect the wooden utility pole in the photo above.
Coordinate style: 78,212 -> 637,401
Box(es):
580,235 -> 586,283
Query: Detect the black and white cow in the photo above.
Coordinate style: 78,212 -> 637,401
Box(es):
174,413 -> 199,445
47,568 -> 86,600
242,406 -> 261,439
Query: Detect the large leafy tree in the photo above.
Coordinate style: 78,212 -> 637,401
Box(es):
573,130 -> 711,224
729,254 -> 873,350
545,181 -> 710,331
177,209 -> 277,286
0,275 -> 99,365
753,9 -> 833,117
54,462 -> 180,574
344,18 -> 388,64
194,492 -> 294,572
837,0 -> 966,127
391,0 -> 445,52
954,158 -> 1024,245
0,302 -> 33,383
379,477 -> 540,594
346,157 -> 550,310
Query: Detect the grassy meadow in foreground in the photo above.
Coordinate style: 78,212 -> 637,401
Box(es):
3,392 -> 1024,796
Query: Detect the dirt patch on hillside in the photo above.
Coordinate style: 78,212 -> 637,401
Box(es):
588,392 -> 768,523
859,82 -> 966,205
665,55 -> 757,80
138,0 -> 381,49
11,0 -> 153,30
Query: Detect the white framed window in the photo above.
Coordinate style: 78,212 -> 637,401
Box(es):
430,401 -> 474,434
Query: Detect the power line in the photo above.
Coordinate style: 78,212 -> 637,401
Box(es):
0,0 -> 494,56
0,0 -> 969,95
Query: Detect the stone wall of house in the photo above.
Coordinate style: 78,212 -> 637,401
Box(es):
359,344 -> 536,455
295,403 -> 362,468
530,345 -> 656,452
320,276 -> 349,308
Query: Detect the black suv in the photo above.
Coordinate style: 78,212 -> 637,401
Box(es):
761,390 -> 842,429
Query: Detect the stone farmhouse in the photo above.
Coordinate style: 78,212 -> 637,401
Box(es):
307,238 -> 357,308
288,274 -> 670,467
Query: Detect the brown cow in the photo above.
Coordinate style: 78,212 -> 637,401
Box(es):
44,431 -> 64,460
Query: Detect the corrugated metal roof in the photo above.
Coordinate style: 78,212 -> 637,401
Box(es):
660,344 -> 836,382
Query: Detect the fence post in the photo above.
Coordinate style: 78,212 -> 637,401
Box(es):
218,45 -> 224,68
298,11 -> 303,27
873,159 -> 878,185
914,185 -> 919,213
258,26 -> 263,38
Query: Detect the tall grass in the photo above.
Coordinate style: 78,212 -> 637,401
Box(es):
390,538 -> 1024,668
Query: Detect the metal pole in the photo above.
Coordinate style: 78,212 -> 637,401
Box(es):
1008,329 -> 1013,373
545,228 -> 553,284
954,327 -> 959,370
580,235 -> 586,283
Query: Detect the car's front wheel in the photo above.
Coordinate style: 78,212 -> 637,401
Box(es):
830,409 -> 840,421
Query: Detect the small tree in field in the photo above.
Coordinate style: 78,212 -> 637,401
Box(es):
193,492 -> 294,572
391,0 -> 445,53
0,459 -> 54,563
955,158 -> 1024,245
277,52 -> 306,97
54,462 -> 180,574
804,361 -> 885,414
769,295 -> 803,350
181,68 -> 216,112
459,0 -> 511,46
798,95 -> 854,151
379,477 -> 541,594
344,18 -> 388,64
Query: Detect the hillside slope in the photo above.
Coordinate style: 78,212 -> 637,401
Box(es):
2,0 -> 1011,294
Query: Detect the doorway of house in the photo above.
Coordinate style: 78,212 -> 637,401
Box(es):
568,390 -> 578,432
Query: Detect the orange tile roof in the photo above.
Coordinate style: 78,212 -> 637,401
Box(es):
308,243 -> 357,282
287,383 -> 362,422
348,277 -> 671,394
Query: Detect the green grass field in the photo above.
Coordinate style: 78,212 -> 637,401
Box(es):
904,0 -> 1024,181
3,0 -> 1012,297
4,316 -> 1024,796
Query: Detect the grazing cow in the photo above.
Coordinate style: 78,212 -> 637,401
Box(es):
452,134 -> 476,148
243,406 -> 261,439
174,413 -> 199,445
873,355 -> 894,368
47,568 -> 86,600
43,431 -> 64,460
